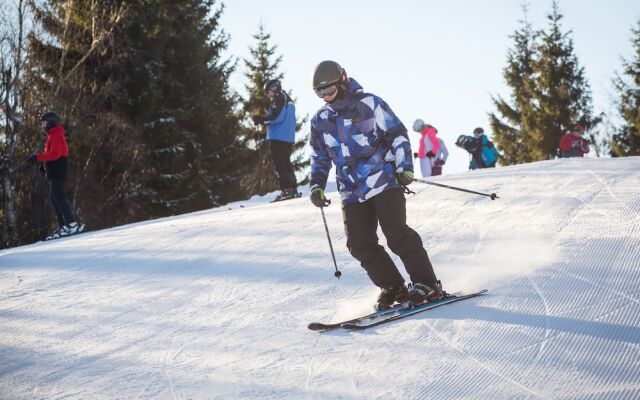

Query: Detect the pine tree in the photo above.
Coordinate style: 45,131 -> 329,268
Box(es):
490,1 -> 597,164
489,5 -> 537,165
23,0 -> 247,242
611,19 -> 640,157
531,1 -> 597,160
126,0 -> 247,217
240,23 -> 308,196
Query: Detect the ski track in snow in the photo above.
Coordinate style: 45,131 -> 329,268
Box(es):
1,157 -> 640,399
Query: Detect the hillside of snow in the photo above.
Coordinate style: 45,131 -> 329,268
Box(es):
1,157 -> 639,399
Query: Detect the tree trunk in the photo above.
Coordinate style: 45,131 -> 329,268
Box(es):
2,174 -> 18,246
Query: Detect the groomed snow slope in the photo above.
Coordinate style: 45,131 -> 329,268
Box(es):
1,157 -> 639,400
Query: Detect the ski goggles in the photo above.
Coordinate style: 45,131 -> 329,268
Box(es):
314,84 -> 338,98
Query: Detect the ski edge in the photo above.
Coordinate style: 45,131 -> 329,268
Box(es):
341,289 -> 488,330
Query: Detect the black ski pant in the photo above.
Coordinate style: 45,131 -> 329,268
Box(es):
269,140 -> 297,191
342,188 -> 438,289
49,179 -> 76,228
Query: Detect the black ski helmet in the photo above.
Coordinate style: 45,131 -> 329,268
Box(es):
40,111 -> 60,130
312,60 -> 344,89
473,127 -> 484,135
263,79 -> 281,94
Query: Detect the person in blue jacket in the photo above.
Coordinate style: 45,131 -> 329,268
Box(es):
455,127 -> 499,170
308,60 -> 445,310
252,79 -> 299,201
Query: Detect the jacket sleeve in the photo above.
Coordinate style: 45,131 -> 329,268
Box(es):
264,92 -> 287,124
439,139 -> 449,162
580,138 -> 590,154
309,119 -> 332,191
376,98 -> 413,173
37,135 -> 64,162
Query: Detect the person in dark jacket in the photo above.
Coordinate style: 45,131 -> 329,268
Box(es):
559,123 -> 590,158
28,112 -> 83,240
308,60 -> 445,311
252,79 -> 299,202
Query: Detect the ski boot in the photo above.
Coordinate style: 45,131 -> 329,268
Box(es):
407,281 -> 446,306
375,284 -> 409,311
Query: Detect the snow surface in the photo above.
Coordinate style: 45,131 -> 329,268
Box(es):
1,157 -> 639,400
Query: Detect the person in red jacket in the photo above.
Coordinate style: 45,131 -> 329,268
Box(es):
559,123 -> 590,158
28,112 -> 83,240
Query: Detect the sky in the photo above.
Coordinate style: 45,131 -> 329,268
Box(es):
219,0 -> 639,175
2,156 -> 639,398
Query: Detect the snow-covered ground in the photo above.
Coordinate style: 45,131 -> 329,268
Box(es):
1,157 -> 639,399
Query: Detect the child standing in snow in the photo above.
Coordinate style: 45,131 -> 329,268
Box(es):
27,112 -> 83,240
432,138 -> 449,176
411,119 -> 440,178
308,60 -> 445,311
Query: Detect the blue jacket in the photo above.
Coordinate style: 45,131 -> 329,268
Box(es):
265,92 -> 296,143
310,78 -> 413,205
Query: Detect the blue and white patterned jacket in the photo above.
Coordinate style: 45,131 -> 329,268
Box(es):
309,78 -> 413,205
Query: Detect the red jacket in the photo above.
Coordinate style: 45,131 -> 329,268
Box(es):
37,124 -> 69,162
559,133 -> 589,158
37,124 -> 70,180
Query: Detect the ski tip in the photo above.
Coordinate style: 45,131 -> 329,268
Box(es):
307,322 -> 329,331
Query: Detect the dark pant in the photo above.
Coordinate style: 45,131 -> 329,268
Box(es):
49,180 -> 76,228
269,140 -> 296,190
342,188 -> 438,289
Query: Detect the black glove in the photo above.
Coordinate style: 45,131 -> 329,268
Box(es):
27,154 -> 37,164
310,188 -> 331,208
413,152 -> 418,159
38,165 -> 46,175
252,115 -> 265,125
426,151 -> 435,158
396,171 -> 414,186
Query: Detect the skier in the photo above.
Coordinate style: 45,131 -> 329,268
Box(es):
559,123 -> 590,158
455,127 -> 499,170
308,60 -> 445,310
252,79 -> 299,201
27,111 -> 83,240
432,138 -> 449,176
411,119 -> 439,177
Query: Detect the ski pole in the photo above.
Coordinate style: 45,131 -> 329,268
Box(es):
320,207 -> 342,279
414,177 -> 499,200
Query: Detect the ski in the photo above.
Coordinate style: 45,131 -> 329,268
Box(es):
307,301 -> 413,332
270,192 -> 302,203
308,289 -> 487,332
341,289 -> 487,330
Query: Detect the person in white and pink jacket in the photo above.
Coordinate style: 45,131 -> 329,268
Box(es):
412,119 -> 440,177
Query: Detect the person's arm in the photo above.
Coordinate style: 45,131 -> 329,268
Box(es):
376,97 -> 413,173
309,118 -> 332,192
439,139 -> 449,162
580,138 -> 590,154
36,135 -> 64,162
263,92 -> 287,124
